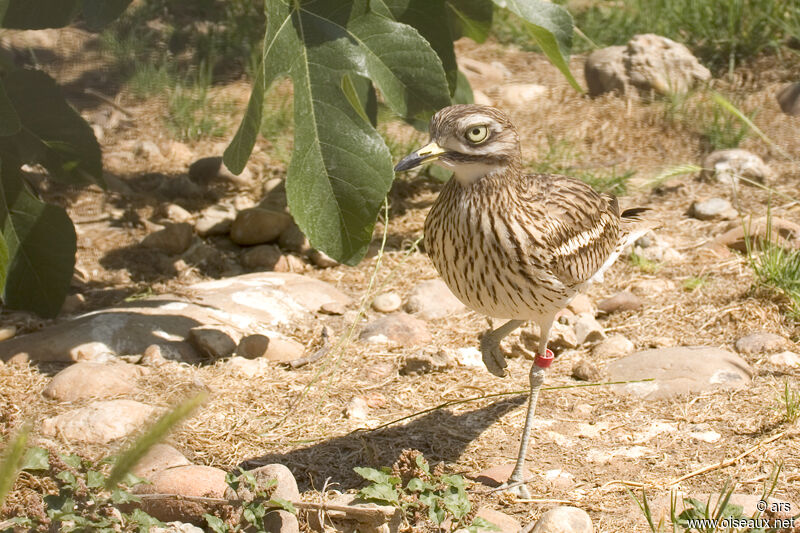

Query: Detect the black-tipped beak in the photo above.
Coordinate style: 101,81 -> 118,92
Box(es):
393,141 -> 446,172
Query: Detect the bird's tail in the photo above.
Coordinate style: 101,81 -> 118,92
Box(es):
590,207 -> 656,284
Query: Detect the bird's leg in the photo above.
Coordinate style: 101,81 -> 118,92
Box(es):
502,316 -> 555,499
479,319 -> 524,377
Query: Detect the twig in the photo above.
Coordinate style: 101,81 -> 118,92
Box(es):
84,88 -> 134,117
668,431 -> 786,486
287,327 -> 331,369
599,479 -> 646,490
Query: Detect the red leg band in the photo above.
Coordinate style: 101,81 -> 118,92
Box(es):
534,349 -> 554,368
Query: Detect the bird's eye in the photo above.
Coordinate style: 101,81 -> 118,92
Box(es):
465,125 -> 489,144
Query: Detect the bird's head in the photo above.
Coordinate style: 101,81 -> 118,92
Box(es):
394,104 -> 520,185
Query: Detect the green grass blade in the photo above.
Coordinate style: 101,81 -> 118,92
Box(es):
0,424 -> 30,508
711,92 -> 792,159
105,391 -> 207,489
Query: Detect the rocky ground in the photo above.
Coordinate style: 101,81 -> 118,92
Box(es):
1,26 -> 800,533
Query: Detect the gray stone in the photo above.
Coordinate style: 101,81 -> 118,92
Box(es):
142,223 -> 194,255
163,204 -> 193,223
689,197 -> 737,221
734,332 -> 786,354
598,291 -> 642,313
260,178 -> 289,213
531,506 -> 593,533
319,301 -> 346,315
777,82 -> 800,116
135,140 -> 162,160
194,204 -> 235,237
702,149 -> 772,186
278,222 -> 311,254
574,313 -> 606,345
769,351 -> 800,368
592,335 -> 635,358
241,244 -> 282,270
188,326 -> 238,359
188,156 -> 252,186
405,279 -> 467,320
585,45 -> 627,96
43,362 -> 144,401
132,444 -> 191,481
41,400 -> 157,444
157,175 -> 203,200
141,344 -> 169,367
522,322 -> 577,354
230,208 -> 292,245
236,334 -> 270,359
400,350 -> 453,375
0,272 -> 351,363
572,358 -> 603,381
625,34 -> 710,95
360,313 -> 432,345
609,346 -> 753,399
223,464 -> 300,533
373,292 -> 402,313
135,465 -> 228,524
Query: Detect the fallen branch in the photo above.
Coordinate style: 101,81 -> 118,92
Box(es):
288,326 -> 331,369
669,431 -> 786,486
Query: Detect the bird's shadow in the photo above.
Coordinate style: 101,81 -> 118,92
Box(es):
240,395 -> 527,491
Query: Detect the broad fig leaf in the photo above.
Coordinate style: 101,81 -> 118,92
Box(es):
0,0 -> 8,26
81,0 -> 132,31
492,0 -> 581,92
226,0 -> 450,265
0,79 -> 20,136
2,0 -> 80,29
2,69 -> 103,186
446,0 -> 493,43
0,161 -> 76,317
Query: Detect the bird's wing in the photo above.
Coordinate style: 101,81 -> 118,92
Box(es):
518,173 -> 621,287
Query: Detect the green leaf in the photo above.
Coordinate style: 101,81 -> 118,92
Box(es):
0,79 -> 20,136
469,517 -> 501,532
441,474 -> 466,490
0,162 -> 76,317
452,70 -> 474,105
443,486 -> 470,520
354,466 -> 391,484
341,74 -> 377,127
60,453 -> 82,469
427,498 -> 446,525
0,425 -> 29,508
81,0 -> 132,30
204,514 -> 228,533
414,454 -> 431,475
0,0 -> 8,25
446,0 -> 493,42
110,488 -> 140,504
358,483 -> 400,506
86,470 -> 105,488
1,69 -> 103,186
406,477 -> 425,492
20,446 -> 49,471
106,392 -> 207,489
492,0 -> 581,92
2,0 -> 80,29
127,509 -> 163,533
268,497 -> 296,514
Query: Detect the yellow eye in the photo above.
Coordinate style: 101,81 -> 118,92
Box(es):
465,125 -> 489,144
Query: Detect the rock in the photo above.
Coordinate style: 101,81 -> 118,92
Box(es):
469,508 -> 520,533
455,346 -> 483,367
319,301 -> 346,315
260,178 -> 289,213
308,249 -> 340,268
241,244 -> 283,270
261,336 -> 304,362
776,82 -> 800,116
278,222 -> 311,254
167,142 -> 194,165
571,359 -> 603,381
0,273 -> 350,363
163,204 -> 193,223
689,197 -> 737,221
61,294 -> 86,314
545,469 -> 576,491
711,216 -> 800,253
609,346 -> 753,399
457,57 -> 505,89
574,313 -> 606,345
345,396 -> 369,420
400,350 -> 453,375
567,294 -> 594,316
592,335 -> 635,358
194,204 -> 235,237
40,400 -> 157,444
306,493 -> 401,533
548,322 -> 578,353
142,223 -> 194,255
597,291 -> 642,313
734,332 -> 786,354
152,522 -> 205,533
531,506 -> 593,533
135,465 -> 228,524
688,423 -> 721,443
471,464 -> 530,488
360,313 -> 431,345
236,334 -> 270,359
769,351 -> 800,368
625,34 -> 710,95
230,208 -> 292,245
405,279 -> 467,320
141,344 -> 169,367
132,444 -> 191,481
223,465 -> 300,533
188,156 -> 252,186
225,356 -> 270,377
498,83 -> 548,105
0,326 -> 17,342
472,90 -> 493,106
157,175 -> 203,200
43,362 -> 143,401
584,45 -> 627,96
135,140 -> 162,160
7,352 -> 28,366
702,149 -> 772,186
188,326 -> 238,359
372,292 -> 402,313
630,278 -> 675,295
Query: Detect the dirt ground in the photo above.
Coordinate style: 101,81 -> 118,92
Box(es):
1,27 -> 800,532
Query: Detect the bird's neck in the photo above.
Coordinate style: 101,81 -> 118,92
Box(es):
451,159 -> 521,188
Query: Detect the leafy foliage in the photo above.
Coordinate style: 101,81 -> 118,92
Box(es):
225,0 -> 577,265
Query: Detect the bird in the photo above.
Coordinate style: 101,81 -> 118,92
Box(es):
394,104 -> 648,498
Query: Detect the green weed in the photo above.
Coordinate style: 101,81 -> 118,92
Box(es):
630,253 -> 660,274
700,101 -> 754,151
204,469 -> 296,533
683,275 -> 709,291
749,239 -> 800,320
780,381 -> 800,424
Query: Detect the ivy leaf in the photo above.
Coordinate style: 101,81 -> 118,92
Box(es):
268,497 -> 296,514
81,0 -> 132,30
359,483 -> 400,506
225,0 -> 450,265
443,486 -> 471,520
468,517 -> 501,532
354,466 -> 392,484
492,0 -> 581,92
128,509 -> 164,533
0,161 -> 76,317
204,514 -> 228,533
20,447 -> 49,471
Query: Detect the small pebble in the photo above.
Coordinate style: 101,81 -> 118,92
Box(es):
0,326 -> 17,342
372,292 -> 402,313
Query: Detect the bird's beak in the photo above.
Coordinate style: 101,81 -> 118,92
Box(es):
394,141 -> 446,172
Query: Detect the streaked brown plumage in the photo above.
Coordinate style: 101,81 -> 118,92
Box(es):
395,104 -> 646,498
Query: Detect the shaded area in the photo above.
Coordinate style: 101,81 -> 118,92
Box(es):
240,396 -> 526,491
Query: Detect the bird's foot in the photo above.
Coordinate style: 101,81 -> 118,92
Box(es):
496,479 -> 531,499
479,333 -> 507,377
